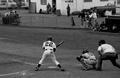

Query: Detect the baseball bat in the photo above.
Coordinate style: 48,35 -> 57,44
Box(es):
56,40 -> 64,47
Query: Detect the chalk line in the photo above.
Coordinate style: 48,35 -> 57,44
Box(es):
12,59 -> 37,66
0,72 -> 20,77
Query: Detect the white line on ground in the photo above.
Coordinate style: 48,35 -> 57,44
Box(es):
0,37 -> 20,42
12,59 -> 65,66
12,59 -> 37,66
0,37 -> 8,40
0,72 -> 19,77
12,59 -> 81,67
0,70 -> 35,77
0,59 -> 73,77
0,69 -> 35,77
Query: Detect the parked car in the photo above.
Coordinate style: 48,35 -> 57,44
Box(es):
0,0 -> 17,9
91,6 -> 116,17
105,15 -> 120,32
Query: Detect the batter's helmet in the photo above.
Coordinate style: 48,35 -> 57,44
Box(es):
98,40 -> 106,46
47,36 -> 53,41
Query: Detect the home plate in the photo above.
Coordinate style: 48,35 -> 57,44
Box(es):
48,66 -> 57,69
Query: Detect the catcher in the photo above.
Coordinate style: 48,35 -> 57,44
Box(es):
76,50 -> 97,70
35,36 -> 65,71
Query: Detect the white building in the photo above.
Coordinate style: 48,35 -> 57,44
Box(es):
116,0 -> 120,14
21,0 -> 29,8
30,0 -> 115,15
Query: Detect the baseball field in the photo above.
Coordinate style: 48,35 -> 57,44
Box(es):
0,10 -> 120,78
0,25 -> 120,78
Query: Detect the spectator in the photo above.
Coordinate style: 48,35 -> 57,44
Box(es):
80,11 -> 85,26
14,11 -> 20,24
9,11 -> 15,24
47,3 -> 51,14
2,10 -> 20,24
88,10 -> 98,30
52,4 -> 56,14
66,4 -> 71,16
88,11 -> 93,28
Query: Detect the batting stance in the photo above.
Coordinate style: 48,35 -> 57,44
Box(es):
35,36 -> 65,71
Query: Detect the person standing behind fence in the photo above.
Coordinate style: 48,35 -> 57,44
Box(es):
47,3 -> 51,14
14,11 -> 20,24
9,11 -> 15,24
92,10 -> 97,30
80,11 -> 85,26
66,4 -> 70,16
88,10 -> 97,30
52,4 -> 56,14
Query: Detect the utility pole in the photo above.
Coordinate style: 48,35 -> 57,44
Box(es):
29,0 -> 31,13
76,0 -> 77,11
116,0 -> 120,14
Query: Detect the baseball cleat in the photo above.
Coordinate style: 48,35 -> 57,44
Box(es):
60,68 -> 65,71
35,67 -> 39,71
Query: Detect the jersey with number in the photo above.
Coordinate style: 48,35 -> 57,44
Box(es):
42,41 -> 56,50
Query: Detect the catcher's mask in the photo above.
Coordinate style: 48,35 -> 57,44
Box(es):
47,36 -> 53,41
82,50 -> 89,54
98,40 -> 106,46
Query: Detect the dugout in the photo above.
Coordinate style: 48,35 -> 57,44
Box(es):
105,15 -> 120,32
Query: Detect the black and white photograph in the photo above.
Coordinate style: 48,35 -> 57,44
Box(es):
0,0 -> 120,78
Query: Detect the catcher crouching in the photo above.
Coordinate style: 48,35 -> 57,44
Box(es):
76,50 -> 97,70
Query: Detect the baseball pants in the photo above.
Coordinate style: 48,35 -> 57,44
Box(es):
39,49 -> 60,65
97,53 -> 120,70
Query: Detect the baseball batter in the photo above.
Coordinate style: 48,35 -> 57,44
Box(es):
35,36 -> 65,71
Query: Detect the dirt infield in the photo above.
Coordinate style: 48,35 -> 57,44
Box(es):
0,21 -> 120,78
